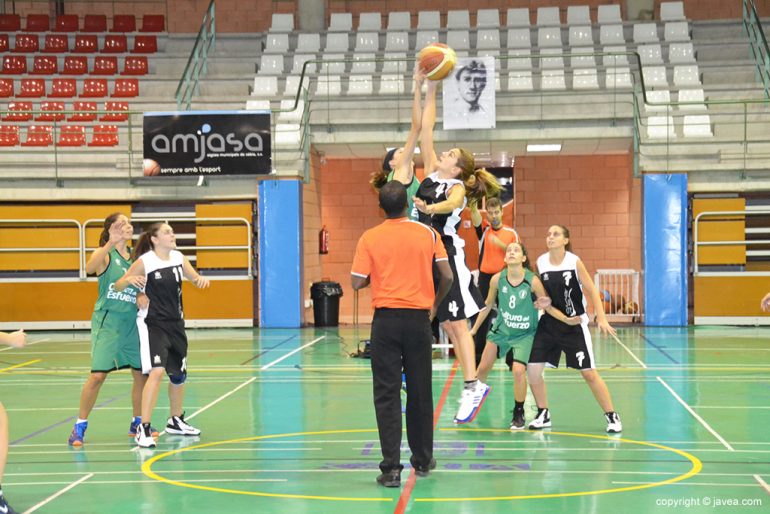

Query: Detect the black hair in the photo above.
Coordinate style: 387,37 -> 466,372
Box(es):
379,181 -> 407,217
132,222 -> 163,260
382,148 -> 397,173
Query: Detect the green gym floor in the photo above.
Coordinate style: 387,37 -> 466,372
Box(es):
1,325 -> 768,513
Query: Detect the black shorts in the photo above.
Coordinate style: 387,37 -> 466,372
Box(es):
139,319 -> 188,376
436,251 -> 485,322
528,314 -> 595,370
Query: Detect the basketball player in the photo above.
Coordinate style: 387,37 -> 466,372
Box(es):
412,78 -> 502,424
370,69 -> 425,221
527,225 -> 622,433
471,242 -> 555,429
0,330 -> 25,514
115,222 -> 210,448
68,213 -> 156,447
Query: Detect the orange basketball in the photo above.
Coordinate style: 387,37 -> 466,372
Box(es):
418,43 -> 457,81
143,159 -> 161,177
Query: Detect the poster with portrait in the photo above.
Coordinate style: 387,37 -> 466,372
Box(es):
442,56 -> 496,130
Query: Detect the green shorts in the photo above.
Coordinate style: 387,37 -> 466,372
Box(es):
91,310 -> 141,373
486,329 -> 535,365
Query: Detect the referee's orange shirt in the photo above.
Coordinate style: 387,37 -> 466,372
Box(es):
351,218 -> 448,310
476,220 -> 520,274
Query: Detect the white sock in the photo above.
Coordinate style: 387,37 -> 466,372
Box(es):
76,418 -> 87,424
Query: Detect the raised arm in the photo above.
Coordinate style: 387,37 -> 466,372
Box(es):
577,259 -> 616,336
391,70 -> 425,185
471,272 -> 500,335
85,218 -> 125,275
469,199 -> 482,228
182,256 -> 210,289
414,183 -> 466,216
114,259 -> 146,292
419,80 -> 439,173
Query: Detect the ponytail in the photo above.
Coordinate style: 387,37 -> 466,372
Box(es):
99,212 -> 123,246
370,169 -> 389,190
464,168 -> 503,204
132,222 -> 162,260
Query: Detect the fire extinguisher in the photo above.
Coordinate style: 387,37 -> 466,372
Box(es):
319,225 -> 329,254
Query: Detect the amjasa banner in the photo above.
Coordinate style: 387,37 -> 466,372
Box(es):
142,110 -> 271,176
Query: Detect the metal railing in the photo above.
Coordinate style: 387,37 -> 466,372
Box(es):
692,208 -> 769,275
743,0 -> 770,99
175,0 -> 216,110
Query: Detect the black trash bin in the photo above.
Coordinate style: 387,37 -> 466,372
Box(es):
310,281 -> 343,327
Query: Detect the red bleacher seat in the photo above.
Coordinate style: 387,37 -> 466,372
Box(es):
2,102 -> 32,121
112,78 -> 138,97
140,15 -> 165,32
22,125 -> 53,146
36,101 -> 66,121
19,78 -> 45,98
55,14 -> 79,32
68,101 -> 97,121
0,14 -> 21,32
0,125 -> 20,146
24,14 -> 50,32
58,124 -> 87,146
102,100 -> 129,121
44,34 -> 70,53
132,35 -> 157,53
102,35 -> 127,53
0,78 -> 13,97
74,35 -> 98,53
81,78 -> 108,98
1,56 -> 26,75
83,14 -> 107,32
13,34 -> 39,53
111,15 -> 136,33
0,34 -> 7,53
50,78 -> 77,98
89,124 -> 119,146
63,56 -> 88,75
31,55 -> 58,75
122,56 -> 148,75
93,56 -> 118,75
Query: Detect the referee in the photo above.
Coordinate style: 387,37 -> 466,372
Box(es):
351,181 -> 453,488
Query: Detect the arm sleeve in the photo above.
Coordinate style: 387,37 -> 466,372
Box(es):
350,236 -> 371,277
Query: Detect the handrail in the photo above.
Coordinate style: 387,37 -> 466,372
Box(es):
692,208 -> 769,275
175,0 -> 216,110
0,219 -> 84,278
743,0 -> 770,98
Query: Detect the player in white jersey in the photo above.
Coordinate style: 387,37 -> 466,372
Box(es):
527,225 -> 622,433
116,222 -> 210,447
412,77 -> 502,424
0,329 -> 25,514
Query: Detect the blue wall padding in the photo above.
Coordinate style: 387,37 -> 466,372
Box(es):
259,179 -> 302,327
643,174 -> 688,326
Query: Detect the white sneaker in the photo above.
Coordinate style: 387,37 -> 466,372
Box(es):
134,425 -> 156,448
454,381 -> 490,424
528,408 -> 552,429
605,412 -> 622,433
166,413 -> 201,436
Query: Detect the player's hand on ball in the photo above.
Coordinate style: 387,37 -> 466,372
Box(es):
193,275 -> 210,289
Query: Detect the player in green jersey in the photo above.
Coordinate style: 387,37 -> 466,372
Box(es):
471,242 -> 559,430
68,213 -> 152,447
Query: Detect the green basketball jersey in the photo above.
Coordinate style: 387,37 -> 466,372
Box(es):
388,171 -> 420,221
490,268 -> 538,337
93,248 -> 138,315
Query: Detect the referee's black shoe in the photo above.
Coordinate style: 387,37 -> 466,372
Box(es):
376,470 -> 401,487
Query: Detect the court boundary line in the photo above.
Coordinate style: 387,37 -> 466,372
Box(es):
22,472 -> 93,514
754,475 -> 770,495
611,333 -> 647,368
260,336 -> 325,370
0,359 -> 41,373
656,376 -> 735,451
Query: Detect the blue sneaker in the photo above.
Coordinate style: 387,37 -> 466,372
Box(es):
68,420 -> 87,447
0,491 -> 18,514
129,417 -> 159,437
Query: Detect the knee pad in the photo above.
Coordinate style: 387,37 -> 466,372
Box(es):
169,371 -> 187,385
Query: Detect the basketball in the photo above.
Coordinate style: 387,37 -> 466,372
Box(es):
143,159 -> 161,177
418,43 -> 457,81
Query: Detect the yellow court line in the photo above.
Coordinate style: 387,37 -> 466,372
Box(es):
142,429 -> 391,502
414,428 -> 703,502
0,359 -> 42,373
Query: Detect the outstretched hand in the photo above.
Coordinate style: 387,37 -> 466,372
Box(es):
762,293 -> 770,312
108,219 -> 126,246
193,275 -> 210,289
596,317 -> 617,336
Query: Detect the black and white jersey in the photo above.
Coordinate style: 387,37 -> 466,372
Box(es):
140,250 -> 185,323
416,172 -> 465,256
537,251 -> 587,319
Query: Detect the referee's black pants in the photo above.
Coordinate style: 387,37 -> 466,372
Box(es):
370,308 -> 434,474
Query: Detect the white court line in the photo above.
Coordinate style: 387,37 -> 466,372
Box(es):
657,376 -> 735,451
131,376 -> 257,452
0,338 -> 50,353
612,481 -> 758,488
611,333 -> 647,368
260,336 -> 326,371
755,475 -> 770,495
22,473 -> 93,514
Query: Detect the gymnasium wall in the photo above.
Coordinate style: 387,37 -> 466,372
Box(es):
311,153 -> 641,325
13,1 -> 764,34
